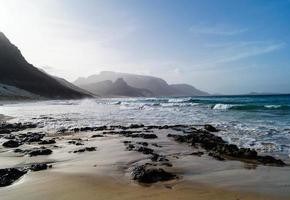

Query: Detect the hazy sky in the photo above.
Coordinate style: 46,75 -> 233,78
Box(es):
0,0 -> 290,94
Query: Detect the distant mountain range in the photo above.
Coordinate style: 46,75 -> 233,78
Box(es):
0,32 -> 208,100
0,32 -> 92,100
80,78 -> 153,97
74,71 -> 209,97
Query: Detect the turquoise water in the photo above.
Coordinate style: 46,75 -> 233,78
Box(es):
1,94 -> 290,157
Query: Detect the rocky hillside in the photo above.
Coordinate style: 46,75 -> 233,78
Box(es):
0,32 -> 92,100
74,71 -> 208,97
80,78 -> 153,97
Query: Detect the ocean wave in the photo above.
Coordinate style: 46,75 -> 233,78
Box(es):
212,104 -> 235,110
264,105 -> 282,109
161,102 -> 200,107
168,97 -> 192,103
212,104 -> 290,111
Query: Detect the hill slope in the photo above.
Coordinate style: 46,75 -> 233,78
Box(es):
0,32 -> 91,100
75,71 -> 208,97
80,78 -> 153,97
170,84 -> 209,96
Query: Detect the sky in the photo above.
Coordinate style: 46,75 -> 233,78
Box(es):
0,0 -> 290,94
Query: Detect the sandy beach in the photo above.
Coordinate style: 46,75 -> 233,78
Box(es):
0,171 -> 284,200
1,123 -> 290,200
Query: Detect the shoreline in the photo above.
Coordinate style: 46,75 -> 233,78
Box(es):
0,122 -> 290,199
0,170 -> 286,200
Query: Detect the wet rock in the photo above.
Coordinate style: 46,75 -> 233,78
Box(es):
2,140 -> 21,148
137,142 -> 149,146
30,163 -> 48,171
190,151 -> 204,156
91,134 -> 104,138
38,139 -> 56,145
132,165 -> 176,183
72,128 -> 80,132
14,148 -> 24,153
120,130 -> 142,137
140,134 -> 158,139
68,140 -> 83,146
167,130 -> 286,166
151,153 -> 169,162
126,144 -> 135,151
57,128 -> 67,134
28,147 -> 53,157
257,156 -> 285,166
161,163 -> 173,167
73,147 -> 96,153
151,143 -> 162,148
0,168 -> 27,187
3,135 -> 16,140
204,124 -> 219,132
129,124 -> 144,129
0,122 -> 37,135
94,126 -> 108,131
136,146 -> 154,155
19,132 -> 44,143
208,152 -> 225,161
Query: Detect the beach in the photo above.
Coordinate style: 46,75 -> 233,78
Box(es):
0,97 -> 290,199
0,122 -> 290,199
0,171 -> 284,200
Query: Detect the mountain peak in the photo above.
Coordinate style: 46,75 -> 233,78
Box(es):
0,32 -> 11,45
0,32 -> 92,99
114,78 -> 127,86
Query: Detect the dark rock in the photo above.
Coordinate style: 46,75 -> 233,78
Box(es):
123,141 -> 131,144
126,144 -> 135,151
167,130 -> 285,166
208,152 -> 225,161
132,165 -> 176,183
28,147 -> 53,157
38,139 -> 56,145
129,124 -> 144,129
137,146 -> 154,155
68,140 -> 83,146
137,142 -> 148,146
91,134 -> 104,138
151,153 -> 169,162
151,143 -> 162,148
19,132 -> 44,143
14,148 -> 24,153
0,168 -> 27,187
0,123 -> 37,135
73,128 -> 80,132
190,151 -> 204,156
161,163 -> 173,167
73,147 -> 96,153
141,134 -> 158,139
3,135 -> 16,140
30,163 -> 48,171
204,124 -> 219,132
257,156 -> 285,166
57,128 -> 67,134
2,140 -> 21,148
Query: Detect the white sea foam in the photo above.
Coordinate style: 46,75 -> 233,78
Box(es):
168,97 -> 191,103
212,104 -> 234,110
265,105 -> 282,109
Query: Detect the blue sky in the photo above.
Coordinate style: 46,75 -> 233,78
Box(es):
0,0 -> 290,94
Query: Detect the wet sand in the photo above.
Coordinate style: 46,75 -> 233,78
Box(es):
0,170 -> 283,200
0,114 -> 12,122
1,126 -> 290,200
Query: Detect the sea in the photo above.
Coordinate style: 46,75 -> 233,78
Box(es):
1,94 -> 290,158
